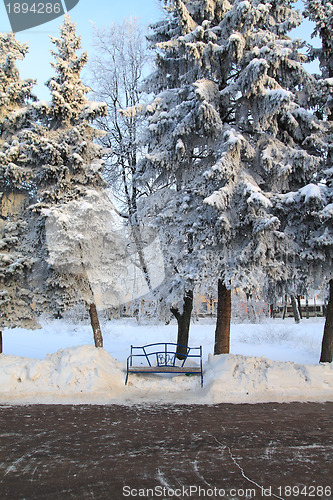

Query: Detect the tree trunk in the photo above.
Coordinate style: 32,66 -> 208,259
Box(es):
130,219 -> 153,293
269,304 -> 274,319
214,280 -> 231,355
246,293 -> 257,322
89,303 -> 103,348
297,296 -> 303,319
171,290 -> 193,360
291,295 -> 301,323
76,242 -> 103,348
0,331 -> 2,354
320,279 -> 333,363
270,302 -> 277,319
282,294 -> 287,319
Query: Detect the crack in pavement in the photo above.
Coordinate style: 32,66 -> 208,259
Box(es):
208,433 -> 285,500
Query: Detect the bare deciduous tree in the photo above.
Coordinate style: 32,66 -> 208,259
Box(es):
89,18 -> 151,215
88,19 -> 156,293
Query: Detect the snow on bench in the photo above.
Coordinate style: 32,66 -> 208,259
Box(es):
125,343 -> 203,387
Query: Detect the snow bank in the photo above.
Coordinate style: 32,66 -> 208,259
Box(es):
203,354 -> 333,404
0,345 -> 332,405
0,346 -> 125,404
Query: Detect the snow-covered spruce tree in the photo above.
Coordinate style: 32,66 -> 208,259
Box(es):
26,16 -> 108,347
198,0 -> 322,352
141,0 -> 322,354
304,0 -> 333,80
278,0 -> 333,363
0,33 -> 37,346
139,0 -> 228,356
0,33 -> 35,138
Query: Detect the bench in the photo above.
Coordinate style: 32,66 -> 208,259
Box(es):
125,343 -> 203,387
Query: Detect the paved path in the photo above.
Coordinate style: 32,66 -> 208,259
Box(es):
0,403 -> 332,499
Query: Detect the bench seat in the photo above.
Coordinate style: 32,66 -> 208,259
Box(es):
127,366 -> 202,373
125,343 -> 203,386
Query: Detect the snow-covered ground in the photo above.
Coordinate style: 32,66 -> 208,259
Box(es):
0,317 -> 332,405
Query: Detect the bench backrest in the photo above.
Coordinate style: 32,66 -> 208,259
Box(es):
128,343 -> 202,368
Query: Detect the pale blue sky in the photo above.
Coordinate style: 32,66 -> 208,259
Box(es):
0,0 -> 163,99
0,0 -> 319,101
